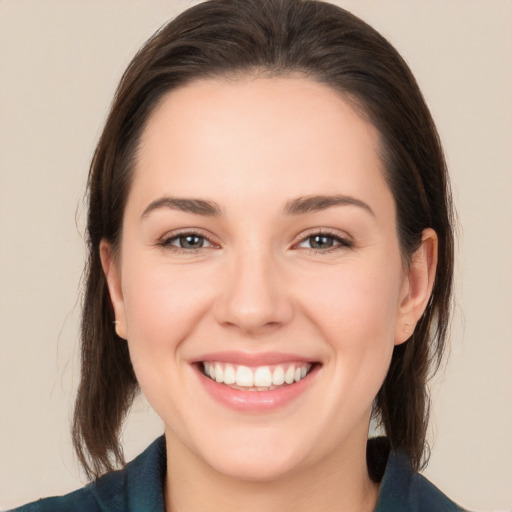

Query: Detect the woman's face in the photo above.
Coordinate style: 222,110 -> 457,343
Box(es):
102,76 -> 433,481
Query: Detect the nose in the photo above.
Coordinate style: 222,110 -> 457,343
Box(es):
213,246 -> 294,335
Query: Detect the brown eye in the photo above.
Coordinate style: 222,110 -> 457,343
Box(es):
177,234 -> 205,249
309,234 -> 336,250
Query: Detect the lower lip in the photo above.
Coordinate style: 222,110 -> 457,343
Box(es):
195,365 -> 319,412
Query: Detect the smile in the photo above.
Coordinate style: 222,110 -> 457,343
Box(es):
193,352 -> 320,412
202,362 -> 312,391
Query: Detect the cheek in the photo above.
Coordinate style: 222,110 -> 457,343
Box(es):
119,257 -> 218,418
300,260 -> 403,403
122,258 -> 215,346
303,261 -> 402,345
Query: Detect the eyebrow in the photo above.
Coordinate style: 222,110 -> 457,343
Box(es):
283,194 -> 375,217
141,194 -> 374,218
141,197 -> 222,218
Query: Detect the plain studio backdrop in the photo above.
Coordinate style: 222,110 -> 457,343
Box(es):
0,1 -> 511,511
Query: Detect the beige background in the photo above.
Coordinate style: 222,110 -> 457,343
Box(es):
0,1 -> 511,510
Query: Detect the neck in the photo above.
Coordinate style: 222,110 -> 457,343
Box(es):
164,430 -> 379,512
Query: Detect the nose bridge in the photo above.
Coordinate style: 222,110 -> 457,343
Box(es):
214,239 -> 293,333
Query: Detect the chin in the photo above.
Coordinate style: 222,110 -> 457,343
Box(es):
189,427 -> 310,483
206,448 -> 304,483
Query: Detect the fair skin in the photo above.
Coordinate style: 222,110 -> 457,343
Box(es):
101,76 -> 437,512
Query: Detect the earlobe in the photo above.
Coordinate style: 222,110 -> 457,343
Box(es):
395,228 -> 438,345
99,240 -> 127,340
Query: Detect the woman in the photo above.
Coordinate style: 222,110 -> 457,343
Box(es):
9,0 -> 468,510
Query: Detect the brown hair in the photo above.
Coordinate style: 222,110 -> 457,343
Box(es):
73,0 -> 454,478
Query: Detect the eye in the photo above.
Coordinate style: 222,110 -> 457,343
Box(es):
159,232 -> 215,251
296,231 -> 353,252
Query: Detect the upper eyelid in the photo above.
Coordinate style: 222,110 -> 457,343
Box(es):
294,228 -> 352,244
160,228 -> 216,242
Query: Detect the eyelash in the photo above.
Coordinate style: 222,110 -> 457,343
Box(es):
158,229 -> 353,254
296,230 -> 354,254
158,230 -> 216,254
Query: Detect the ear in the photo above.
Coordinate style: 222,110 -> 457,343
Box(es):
99,239 -> 127,340
395,228 -> 438,345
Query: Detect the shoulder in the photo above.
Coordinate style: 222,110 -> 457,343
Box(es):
407,471 -> 468,511
6,486 -> 98,512
370,438 -> 469,512
7,436 -> 166,512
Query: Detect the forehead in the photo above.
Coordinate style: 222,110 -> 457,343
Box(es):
130,76 -> 391,218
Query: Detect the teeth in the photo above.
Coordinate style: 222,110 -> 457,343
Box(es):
223,364 -> 236,384
272,366 -> 285,386
254,366 -> 272,387
214,363 -> 223,383
202,362 -> 312,389
235,365 -> 254,387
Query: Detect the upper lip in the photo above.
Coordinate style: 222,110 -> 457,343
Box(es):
190,351 -> 318,366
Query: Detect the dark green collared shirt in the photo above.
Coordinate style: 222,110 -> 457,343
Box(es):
9,436 -> 468,511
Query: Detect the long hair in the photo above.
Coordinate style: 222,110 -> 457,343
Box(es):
73,0 -> 454,478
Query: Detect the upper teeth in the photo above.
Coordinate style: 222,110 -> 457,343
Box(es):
203,362 -> 312,388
